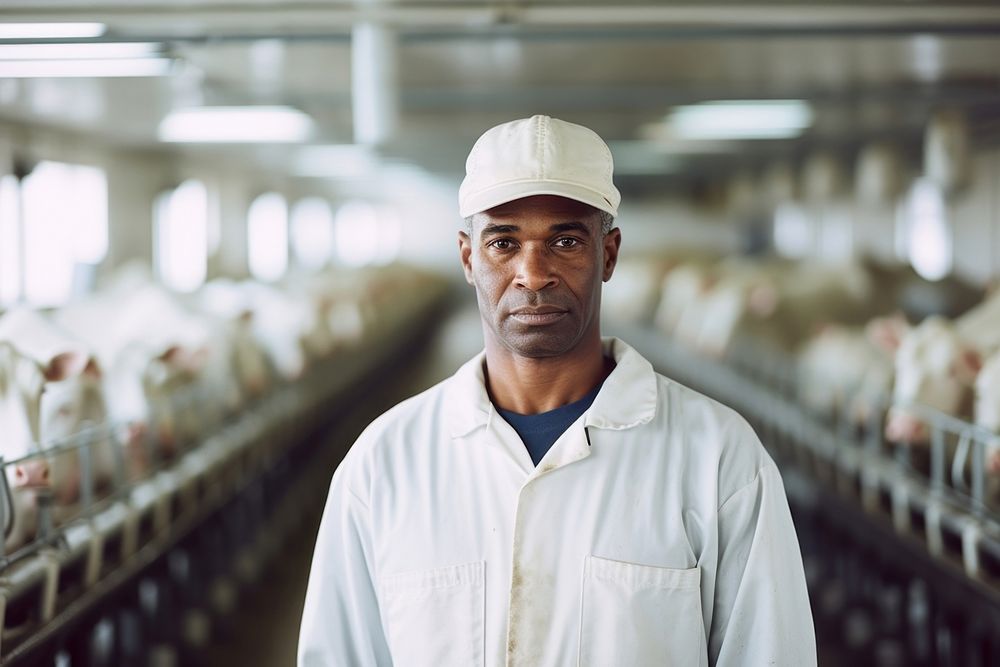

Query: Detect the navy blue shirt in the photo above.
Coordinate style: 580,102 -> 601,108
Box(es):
496,381 -> 604,467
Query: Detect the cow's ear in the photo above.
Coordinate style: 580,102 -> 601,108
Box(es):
44,351 -> 88,381
867,313 -> 909,353
158,345 -> 183,364
83,357 -> 102,379
955,347 -> 983,382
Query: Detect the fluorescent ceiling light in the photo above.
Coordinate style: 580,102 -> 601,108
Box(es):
0,58 -> 173,78
0,43 -> 160,60
667,100 -> 813,140
159,106 -> 314,143
294,144 -> 376,178
0,23 -> 106,40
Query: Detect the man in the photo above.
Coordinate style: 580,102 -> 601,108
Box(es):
298,115 -> 816,666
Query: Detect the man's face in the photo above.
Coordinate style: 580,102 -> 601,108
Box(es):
459,195 -> 621,359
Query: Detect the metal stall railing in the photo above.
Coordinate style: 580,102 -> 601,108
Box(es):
0,282 -> 450,666
613,323 -> 1000,667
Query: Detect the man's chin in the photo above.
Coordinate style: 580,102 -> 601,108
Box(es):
498,329 -> 580,359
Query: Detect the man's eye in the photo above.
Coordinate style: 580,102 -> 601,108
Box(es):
554,237 -> 579,248
488,239 -> 514,250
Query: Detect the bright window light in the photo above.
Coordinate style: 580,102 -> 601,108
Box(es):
0,58 -> 173,78
156,180 -> 209,293
375,206 -> 402,265
21,161 -> 107,306
773,202 -> 812,258
0,23 -> 106,39
904,179 -> 952,280
0,43 -> 160,60
159,106 -> 314,143
667,100 -> 813,140
248,192 -> 289,281
0,175 -> 21,305
818,206 -> 853,262
333,201 -> 380,268
71,165 -> 109,264
290,197 -> 334,270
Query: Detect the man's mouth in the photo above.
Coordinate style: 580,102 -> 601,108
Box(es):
508,306 -> 568,325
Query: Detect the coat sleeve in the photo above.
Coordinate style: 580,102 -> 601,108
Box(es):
297,461 -> 392,667
708,463 -> 817,666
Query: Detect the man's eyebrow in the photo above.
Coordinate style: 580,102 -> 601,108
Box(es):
480,223 -> 519,236
550,221 -> 592,236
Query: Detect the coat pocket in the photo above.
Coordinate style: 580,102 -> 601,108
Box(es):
579,556 -> 706,667
380,560 -> 486,667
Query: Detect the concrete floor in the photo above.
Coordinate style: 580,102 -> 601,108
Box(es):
204,300 -> 484,667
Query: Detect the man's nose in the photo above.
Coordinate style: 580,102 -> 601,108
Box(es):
515,245 -> 558,292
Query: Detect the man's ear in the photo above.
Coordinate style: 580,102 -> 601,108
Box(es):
458,231 -> 475,285
602,228 -> 622,282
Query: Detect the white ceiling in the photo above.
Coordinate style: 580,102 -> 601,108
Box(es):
1,1 -> 999,188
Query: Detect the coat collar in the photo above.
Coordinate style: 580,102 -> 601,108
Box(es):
445,337 -> 659,439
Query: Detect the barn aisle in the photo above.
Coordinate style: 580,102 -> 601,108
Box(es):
205,296 -> 483,666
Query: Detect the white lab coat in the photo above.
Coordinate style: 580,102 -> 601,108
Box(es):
298,337 -> 816,666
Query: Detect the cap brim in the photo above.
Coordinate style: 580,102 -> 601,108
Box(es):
459,179 -> 618,218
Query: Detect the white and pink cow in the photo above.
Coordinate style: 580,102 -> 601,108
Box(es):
196,279 -> 317,383
0,309 -> 119,553
670,259 -> 879,358
881,291 -> 1000,445
654,260 -> 719,337
796,315 -> 905,425
54,283 -> 213,467
974,353 -> 1000,474
0,341 -> 56,552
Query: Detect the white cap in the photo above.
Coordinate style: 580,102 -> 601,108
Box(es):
459,115 -> 620,218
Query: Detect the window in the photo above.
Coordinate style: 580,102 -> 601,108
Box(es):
247,192 -> 288,281
333,200 -> 380,267
817,204 -> 853,262
17,161 -> 108,306
773,202 -> 812,259
290,197 -> 334,270
72,164 -> 109,264
155,179 -> 209,292
332,200 -> 401,268
902,179 -> 951,280
375,206 -> 401,266
0,175 -> 20,304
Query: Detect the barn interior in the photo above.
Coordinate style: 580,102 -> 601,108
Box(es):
0,1 -> 999,665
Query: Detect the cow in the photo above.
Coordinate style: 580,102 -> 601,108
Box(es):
671,259 -> 879,358
654,260 -> 719,338
0,339 -> 94,553
973,352 -> 1000,475
883,291 -> 1000,445
53,283 -> 210,467
796,317 -> 902,426
0,309 -> 118,509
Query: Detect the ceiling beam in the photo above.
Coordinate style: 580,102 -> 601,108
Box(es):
4,4 -> 1000,39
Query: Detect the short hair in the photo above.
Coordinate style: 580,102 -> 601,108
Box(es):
464,209 -> 614,236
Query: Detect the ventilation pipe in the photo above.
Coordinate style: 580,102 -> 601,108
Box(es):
924,109 -> 970,194
351,21 -> 399,146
